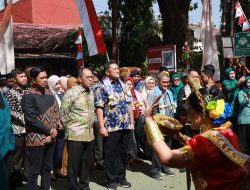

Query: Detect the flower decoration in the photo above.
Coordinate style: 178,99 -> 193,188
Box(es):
134,101 -> 142,107
206,99 -> 231,124
159,102 -> 177,112
108,95 -> 119,106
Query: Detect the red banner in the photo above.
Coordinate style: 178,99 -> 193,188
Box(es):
147,45 -> 176,73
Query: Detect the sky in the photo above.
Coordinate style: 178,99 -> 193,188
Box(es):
93,0 -> 222,28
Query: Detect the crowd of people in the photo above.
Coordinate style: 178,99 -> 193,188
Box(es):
0,61 -> 250,190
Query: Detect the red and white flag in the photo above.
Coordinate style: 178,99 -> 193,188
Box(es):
75,28 -> 84,68
74,0 -> 107,56
0,2 -> 15,75
235,1 -> 250,31
235,1 -> 243,18
201,0 -> 220,81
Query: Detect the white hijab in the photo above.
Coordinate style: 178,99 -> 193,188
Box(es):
141,76 -> 155,100
48,75 -> 62,108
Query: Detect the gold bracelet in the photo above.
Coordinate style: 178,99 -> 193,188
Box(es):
145,120 -> 164,145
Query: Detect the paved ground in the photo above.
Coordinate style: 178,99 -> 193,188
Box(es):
18,160 -> 195,190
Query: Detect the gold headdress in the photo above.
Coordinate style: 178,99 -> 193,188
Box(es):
186,73 -> 207,117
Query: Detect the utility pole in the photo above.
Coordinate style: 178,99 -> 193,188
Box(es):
221,0 -> 227,36
230,0 -> 236,37
111,0 -> 118,62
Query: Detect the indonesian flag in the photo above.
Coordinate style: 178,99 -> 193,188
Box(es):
75,28 -> 84,68
235,1 -> 243,18
201,0 -> 220,81
238,15 -> 246,25
74,0 -> 107,56
243,22 -> 250,32
235,1 -> 250,31
0,2 -> 15,75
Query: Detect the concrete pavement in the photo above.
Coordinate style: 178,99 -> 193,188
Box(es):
18,160 -> 195,190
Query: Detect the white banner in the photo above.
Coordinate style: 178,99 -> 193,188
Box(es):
201,0 -> 220,81
0,4 -> 15,75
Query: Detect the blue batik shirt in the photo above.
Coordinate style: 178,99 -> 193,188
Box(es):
134,80 -> 145,93
146,86 -> 175,117
94,78 -> 132,132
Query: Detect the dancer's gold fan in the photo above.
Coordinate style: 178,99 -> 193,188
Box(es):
153,114 -> 183,134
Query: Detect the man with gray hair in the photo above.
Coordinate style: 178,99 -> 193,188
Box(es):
60,67 -> 94,190
147,71 -> 176,180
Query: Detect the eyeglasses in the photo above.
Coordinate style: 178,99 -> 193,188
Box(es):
81,75 -> 94,80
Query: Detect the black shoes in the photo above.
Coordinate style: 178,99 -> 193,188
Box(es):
117,179 -> 132,188
107,179 -> 132,190
161,170 -> 176,177
107,183 -> 117,190
152,173 -> 163,180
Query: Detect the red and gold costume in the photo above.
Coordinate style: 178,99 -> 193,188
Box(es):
145,119 -> 250,190
179,122 -> 250,190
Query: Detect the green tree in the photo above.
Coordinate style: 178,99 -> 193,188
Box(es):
156,0 -> 192,60
115,0 -> 160,68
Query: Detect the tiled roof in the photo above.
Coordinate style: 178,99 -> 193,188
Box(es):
13,23 -> 78,53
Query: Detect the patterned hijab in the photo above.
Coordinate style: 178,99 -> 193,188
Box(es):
243,76 -> 250,94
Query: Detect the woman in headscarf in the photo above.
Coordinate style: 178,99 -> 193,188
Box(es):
124,77 -> 148,165
170,73 -> 184,103
141,76 -> 156,101
67,76 -> 78,90
47,75 -> 65,177
60,76 -> 68,93
236,76 -> 250,155
222,68 -> 245,123
58,76 -> 78,177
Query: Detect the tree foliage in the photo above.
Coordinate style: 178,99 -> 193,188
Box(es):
115,0 -> 160,67
157,0 -> 192,60
82,1 -> 204,72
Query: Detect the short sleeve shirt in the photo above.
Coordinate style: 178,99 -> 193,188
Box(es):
94,79 -> 132,132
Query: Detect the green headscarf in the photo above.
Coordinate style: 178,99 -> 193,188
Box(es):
224,68 -> 237,83
170,73 -> 184,102
222,68 -> 238,117
243,76 -> 250,94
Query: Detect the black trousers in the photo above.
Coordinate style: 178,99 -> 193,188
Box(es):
26,143 -> 55,190
67,140 -> 94,190
8,134 -> 26,189
152,135 -> 172,175
103,129 -> 132,184
93,121 -> 104,166
12,135 -> 26,172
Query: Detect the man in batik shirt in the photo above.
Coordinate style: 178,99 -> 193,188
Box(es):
95,60 -> 134,190
21,67 -> 59,190
5,68 -> 28,188
60,67 -> 94,190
